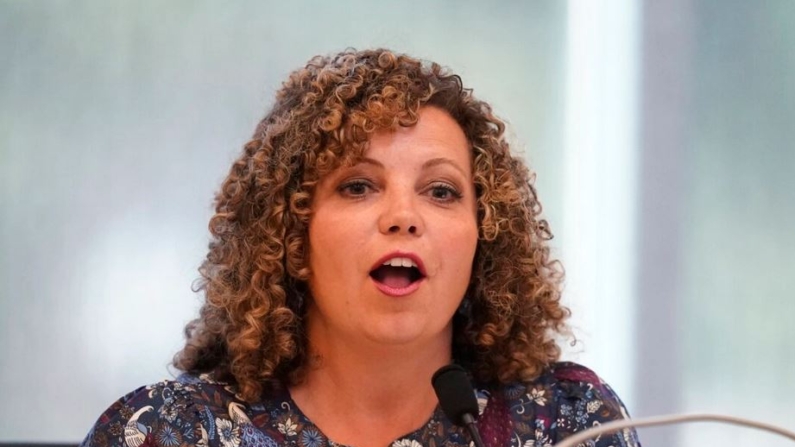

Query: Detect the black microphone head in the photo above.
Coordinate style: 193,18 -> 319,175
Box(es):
431,364 -> 479,427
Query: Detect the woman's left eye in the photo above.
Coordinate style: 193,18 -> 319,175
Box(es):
427,182 -> 462,202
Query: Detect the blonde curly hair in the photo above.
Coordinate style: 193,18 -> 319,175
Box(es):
174,48 -> 568,402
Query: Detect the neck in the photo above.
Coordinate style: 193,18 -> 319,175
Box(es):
306,341 -> 450,407
288,314 -> 452,446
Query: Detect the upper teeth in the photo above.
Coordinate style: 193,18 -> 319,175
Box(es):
383,257 -> 418,268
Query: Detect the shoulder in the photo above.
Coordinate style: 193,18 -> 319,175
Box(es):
484,362 -> 640,447
546,361 -> 629,410
81,373 -> 242,447
493,362 -> 628,414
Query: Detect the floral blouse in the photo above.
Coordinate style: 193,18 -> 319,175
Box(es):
81,362 -> 640,447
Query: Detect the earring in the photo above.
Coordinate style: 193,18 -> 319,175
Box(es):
292,291 -> 305,312
288,281 -> 308,313
457,296 -> 473,319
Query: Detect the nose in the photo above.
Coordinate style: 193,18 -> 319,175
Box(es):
378,189 -> 424,236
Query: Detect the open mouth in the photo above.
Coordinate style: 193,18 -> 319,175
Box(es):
370,257 -> 425,289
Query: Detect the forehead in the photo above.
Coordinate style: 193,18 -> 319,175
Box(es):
362,107 -> 471,163
312,106 -> 472,181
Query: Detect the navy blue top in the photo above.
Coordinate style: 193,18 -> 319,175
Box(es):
81,362 -> 640,447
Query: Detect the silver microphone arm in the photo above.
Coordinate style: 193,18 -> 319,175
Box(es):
553,413 -> 795,447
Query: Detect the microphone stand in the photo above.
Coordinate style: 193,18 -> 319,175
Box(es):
461,413 -> 485,447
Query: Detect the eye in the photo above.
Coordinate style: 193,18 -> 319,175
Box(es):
427,182 -> 463,203
338,179 -> 375,198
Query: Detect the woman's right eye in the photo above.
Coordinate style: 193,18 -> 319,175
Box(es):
338,180 -> 373,197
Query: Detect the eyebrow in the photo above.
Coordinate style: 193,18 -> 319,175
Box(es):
356,157 -> 468,177
421,157 -> 469,177
356,158 -> 385,169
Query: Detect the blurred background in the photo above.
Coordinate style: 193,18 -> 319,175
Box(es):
1,1 -> 793,445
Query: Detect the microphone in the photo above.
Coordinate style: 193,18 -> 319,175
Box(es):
432,364 -> 485,447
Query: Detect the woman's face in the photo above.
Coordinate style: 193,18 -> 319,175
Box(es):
306,106 -> 479,349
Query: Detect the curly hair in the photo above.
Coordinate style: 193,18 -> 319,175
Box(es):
173,48 -> 569,402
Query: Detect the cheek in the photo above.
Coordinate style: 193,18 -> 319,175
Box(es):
307,211 -> 361,285
443,221 -> 479,278
307,217 -> 334,284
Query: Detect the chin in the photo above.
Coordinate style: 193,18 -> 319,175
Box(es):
362,316 -> 451,347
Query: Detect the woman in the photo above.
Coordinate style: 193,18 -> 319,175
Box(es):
82,49 -> 640,447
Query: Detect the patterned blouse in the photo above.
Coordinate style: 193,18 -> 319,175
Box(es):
81,362 -> 640,447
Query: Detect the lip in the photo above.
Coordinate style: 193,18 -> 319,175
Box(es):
370,251 -> 427,297
370,251 -> 428,276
